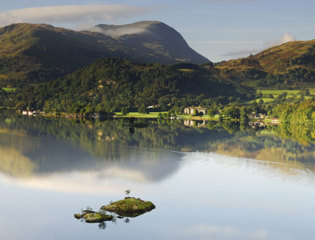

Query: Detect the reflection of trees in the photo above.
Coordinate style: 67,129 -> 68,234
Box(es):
212,130 -> 315,173
0,112 -> 234,157
0,110 -> 314,175
0,145 -> 37,177
272,123 -> 315,145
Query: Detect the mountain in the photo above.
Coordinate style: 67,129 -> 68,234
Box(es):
214,39 -> 315,87
0,22 -> 209,84
90,21 -> 209,65
11,58 -> 253,112
0,23 -> 122,83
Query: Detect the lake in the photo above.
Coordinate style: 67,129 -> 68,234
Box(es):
0,111 -> 315,240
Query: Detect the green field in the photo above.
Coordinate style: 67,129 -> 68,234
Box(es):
253,88 -> 315,103
258,89 -> 300,95
2,88 -> 17,93
115,112 -> 165,118
115,112 -> 219,121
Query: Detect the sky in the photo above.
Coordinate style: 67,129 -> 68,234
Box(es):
0,0 -> 314,62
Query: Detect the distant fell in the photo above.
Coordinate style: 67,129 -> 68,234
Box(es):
215,39 -> 315,87
0,21 -> 209,83
91,21 -> 209,64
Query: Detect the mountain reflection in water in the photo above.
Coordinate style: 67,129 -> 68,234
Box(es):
0,110 -> 314,193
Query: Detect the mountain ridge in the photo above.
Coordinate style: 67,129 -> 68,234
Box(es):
0,21 -> 210,84
214,39 -> 315,87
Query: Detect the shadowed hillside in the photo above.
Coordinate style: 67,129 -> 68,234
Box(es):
92,21 -> 209,64
0,22 -> 209,84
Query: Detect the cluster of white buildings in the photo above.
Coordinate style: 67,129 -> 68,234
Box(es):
21,110 -> 40,116
183,107 -> 207,115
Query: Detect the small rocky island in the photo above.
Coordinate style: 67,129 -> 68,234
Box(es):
74,210 -> 114,223
74,197 -> 156,224
102,197 -> 156,217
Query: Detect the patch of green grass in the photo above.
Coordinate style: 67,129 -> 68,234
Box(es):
258,89 -> 300,95
102,197 -> 155,213
256,88 -> 315,101
178,68 -> 194,72
250,88 -> 315,104
2,87 -> 17,93
115,112 -> 166,118
250,98 -> 274,103
4,118 -> 13,124
115,112 -> 219,121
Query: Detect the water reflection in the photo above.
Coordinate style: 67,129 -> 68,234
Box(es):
1,111 -> 315,239
0,134 -> 182,193
0,110 -> 314,192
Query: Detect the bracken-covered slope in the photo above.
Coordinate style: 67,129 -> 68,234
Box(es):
0,22 -> 209,83
214,39 -> 315,86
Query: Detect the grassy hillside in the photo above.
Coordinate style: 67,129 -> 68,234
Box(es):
0,22 -> 209,85
0,23 -> 121,83
255,40 -> 315,74
215,39 -> 315,88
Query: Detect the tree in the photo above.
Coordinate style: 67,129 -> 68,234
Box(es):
208,106 -> 218,116
240,107 -> 249,125
121,107 -> 129,115
138,104 -> 148,114
224,105 -> 240,119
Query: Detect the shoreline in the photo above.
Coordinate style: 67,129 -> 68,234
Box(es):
4,109 -> 282,126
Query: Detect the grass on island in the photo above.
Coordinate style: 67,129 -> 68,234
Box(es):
102,197 -> 155,214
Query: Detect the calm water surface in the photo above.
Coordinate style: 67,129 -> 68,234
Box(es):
0,111 -> 315,240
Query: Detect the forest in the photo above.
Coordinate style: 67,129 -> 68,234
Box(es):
3,58 -> 254,114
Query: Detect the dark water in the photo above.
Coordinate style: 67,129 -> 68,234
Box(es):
0,111 -> 315,240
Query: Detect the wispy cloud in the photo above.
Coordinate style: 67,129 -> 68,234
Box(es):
222,33 -> 296,59
263,33 -> 296,47
221,49 -> 258,58
0,5 -> 148,28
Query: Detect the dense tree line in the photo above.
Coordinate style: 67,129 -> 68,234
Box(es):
272,100 -> 315,125
10,58 -> 254,114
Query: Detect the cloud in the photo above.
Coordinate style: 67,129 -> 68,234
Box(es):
222,33 -> 296,59
264,33 -> 296,48
92,26 -> 147,37
0,169 -> 148,194
89,21 -> 159,37
0,5 -> 147,27
221,49 -> 257,58
281,33 -> 296,44
89,20 -> 165,37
